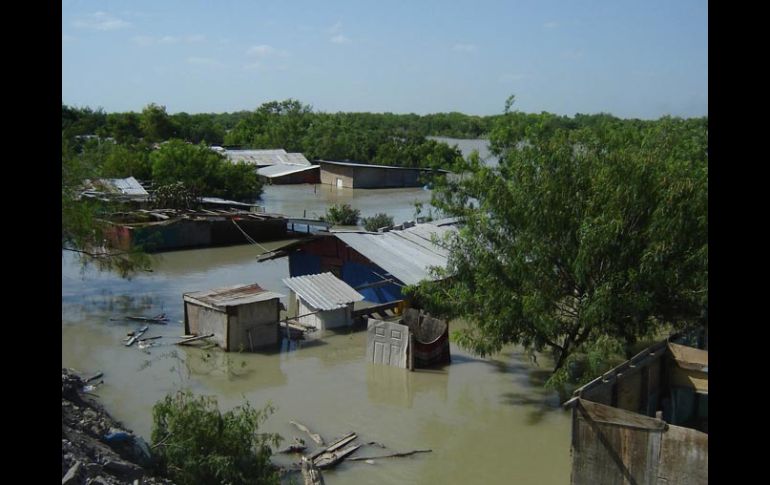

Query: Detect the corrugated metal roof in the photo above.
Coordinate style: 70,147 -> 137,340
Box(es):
89,177 -> 148,196
283,272 -> 364,310
183,283 -> 284,309
318,160 -> 449,173
257,164 -> 319,178
332,222 -> 456,285
224,149 -> 311,167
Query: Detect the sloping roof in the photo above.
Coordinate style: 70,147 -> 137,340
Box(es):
87,177 -> 149,196
332,222 -> 456,285
224,149 -> 311,167
257,164 -> 319,178
283,272 -> 364,311
183,283 -> 284,309
318,160 -> 449,173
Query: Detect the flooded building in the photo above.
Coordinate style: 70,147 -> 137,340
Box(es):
318,160 -> 449,189
564,335 -> 708,485
104,209 -> 288,252
282,272 -> 364,330
81,176 -> 150,205
219,148 -> 312,168
259,219 -> 458,304
257,163 -> 320,184
183,283 -> 284,352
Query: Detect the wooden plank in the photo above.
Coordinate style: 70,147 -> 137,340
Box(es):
290,421 -> 325,446
314,444 -> 361,469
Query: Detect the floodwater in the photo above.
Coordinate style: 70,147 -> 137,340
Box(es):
62,184 -> 571,484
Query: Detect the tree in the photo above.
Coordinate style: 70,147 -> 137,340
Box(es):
151,390 -> 281,485
140,103 -> 178,142
362,213 -> 394,232
322,204 -> 360,226
410,114 -> 707,386
150,139 -> 263,201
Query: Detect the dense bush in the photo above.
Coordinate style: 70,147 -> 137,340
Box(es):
323,204 -> 360,226
151,390 -> 281,485
362,213 -> 394,232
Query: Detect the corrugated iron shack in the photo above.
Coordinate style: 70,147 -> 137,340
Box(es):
104,209 -> 288,252
183,284 -> 284,352
318,160 -> 449,189
564,336 -> 708,485
259,219 -> 459,304
282,272 -> 364,330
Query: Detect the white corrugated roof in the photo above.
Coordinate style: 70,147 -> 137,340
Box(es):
257,164 -> 319,178
224,149 -> 311,167
319,160 -> 449,172
332,222 -> 456,285
183,283 -> 284,309
283,272 -> 364,311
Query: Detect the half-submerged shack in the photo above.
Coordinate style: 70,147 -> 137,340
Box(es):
283,272 -> 364,331
259,219 -> 459,304
318,160 -> 449,189
105,209 -> 288,252
183,284 -> 284,352
564,336 -> 708,485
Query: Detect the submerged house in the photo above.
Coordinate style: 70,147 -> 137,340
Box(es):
318,160 -> 449,189
220,148 -> 320,184
104,209 -> 288,252
259,219 -> 459,304
81,176 -> 150,204
563,335 -> 708,485
283,272 -> 364,330
257,163 -> 320,185
183,283 -> 284,352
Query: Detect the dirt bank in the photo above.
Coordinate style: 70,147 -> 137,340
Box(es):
61,368 -> 174,485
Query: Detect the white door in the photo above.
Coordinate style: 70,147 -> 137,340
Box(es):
366,319 -> 409,368
336,178 -> 343,188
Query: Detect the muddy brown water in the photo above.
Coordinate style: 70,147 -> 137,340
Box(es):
62,185 -> 571,484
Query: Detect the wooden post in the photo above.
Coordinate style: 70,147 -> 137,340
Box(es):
409,333 -> 415,371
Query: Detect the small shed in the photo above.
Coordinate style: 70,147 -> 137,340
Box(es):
183,283 -> 284,352
282,272 -> 364,330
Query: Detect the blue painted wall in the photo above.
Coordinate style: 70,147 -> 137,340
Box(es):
288,251 -> 403,304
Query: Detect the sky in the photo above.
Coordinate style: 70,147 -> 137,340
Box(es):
62,0 -> 708,119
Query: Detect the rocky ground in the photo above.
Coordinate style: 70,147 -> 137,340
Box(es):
61,368 -> 175,485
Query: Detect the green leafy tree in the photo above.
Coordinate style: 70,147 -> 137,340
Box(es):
150,139 -> 263,200
140,103 -> 178,142
151,390 -> 281,485
410,112 -> 707,386
362,213 -> 394,232
323,204 -> 361,226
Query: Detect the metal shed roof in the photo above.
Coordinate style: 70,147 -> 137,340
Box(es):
183,283 -> 284,309
283,272 -> 364,311
257,164 -> 319,178
224,149 -> 311,167
87,177 -> 149,196
332,222 -> 456,285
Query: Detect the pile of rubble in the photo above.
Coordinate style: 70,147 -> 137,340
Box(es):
61,368 -> 174,485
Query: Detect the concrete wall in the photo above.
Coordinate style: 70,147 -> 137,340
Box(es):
185,303 -> 228,349
230,299 -> 280,351
319,164 -> 354,188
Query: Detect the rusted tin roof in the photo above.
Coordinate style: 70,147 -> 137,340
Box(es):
183,283 -> 284,309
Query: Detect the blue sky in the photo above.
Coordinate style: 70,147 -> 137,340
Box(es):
62,0 -> 708,119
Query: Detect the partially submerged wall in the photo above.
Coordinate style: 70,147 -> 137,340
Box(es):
570,400 -> 708,485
